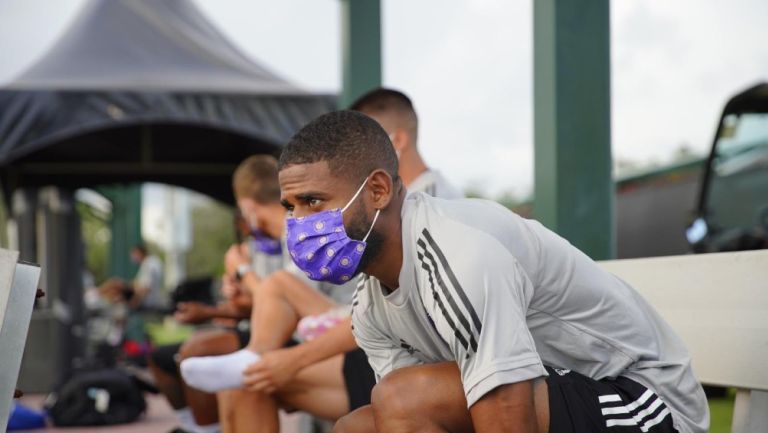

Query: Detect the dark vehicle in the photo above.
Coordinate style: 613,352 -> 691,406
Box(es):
686,83 -> 768,253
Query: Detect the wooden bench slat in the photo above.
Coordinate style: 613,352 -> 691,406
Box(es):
600,250 -> 768,392
0,254 -> 41,429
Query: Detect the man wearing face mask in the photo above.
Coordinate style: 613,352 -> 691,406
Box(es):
351,88 -> 461,199
277,111 -> 708,433
180,155 -> 370,432
181,95 -> 465,430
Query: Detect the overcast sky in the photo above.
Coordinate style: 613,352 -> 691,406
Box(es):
1,0 -> 766,198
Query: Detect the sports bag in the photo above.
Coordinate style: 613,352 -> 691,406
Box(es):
47,369 -> 146,426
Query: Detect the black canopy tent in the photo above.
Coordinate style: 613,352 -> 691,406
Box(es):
0,0 -> 335,204
0,0 -> 335,392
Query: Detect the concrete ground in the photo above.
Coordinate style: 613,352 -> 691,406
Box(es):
13,393 -> 307,433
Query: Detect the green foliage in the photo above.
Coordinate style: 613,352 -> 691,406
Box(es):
462,185 -> 529,211
77,201 -> 111,284
463,187 -> 486,199
185,200 -> 236,279
495,190 -> 528,210
708,390 -> 735,433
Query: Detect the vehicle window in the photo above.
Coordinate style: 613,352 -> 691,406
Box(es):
708,113 -> 768,232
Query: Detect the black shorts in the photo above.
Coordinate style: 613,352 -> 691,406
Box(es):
342,349 -> 377,411
234,328 -> 250,348
149,342 -> 182,375
545,366 -> 677,433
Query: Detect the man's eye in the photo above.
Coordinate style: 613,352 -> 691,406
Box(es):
308,199 -> 322,207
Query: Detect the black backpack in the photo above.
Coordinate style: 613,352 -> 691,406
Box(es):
47,369 -> 146,426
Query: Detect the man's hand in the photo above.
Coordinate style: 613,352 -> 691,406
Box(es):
243,347 -> 303,394
224,243 -> 251,277
98,277 -> 126,301
174,302 -> 214,324
220,274 -> 240,300
220,275 -> 252,311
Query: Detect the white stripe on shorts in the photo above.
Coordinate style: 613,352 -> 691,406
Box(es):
598,394 -> 622,403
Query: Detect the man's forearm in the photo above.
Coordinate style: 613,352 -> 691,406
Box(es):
292,316 -> 358,370
210,302 -> 250,320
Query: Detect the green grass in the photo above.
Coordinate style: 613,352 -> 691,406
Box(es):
708,389 -> 735,433
146,320 -> 196,346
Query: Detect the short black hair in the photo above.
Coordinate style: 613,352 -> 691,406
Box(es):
279,110 -> 399,183
132,243 -> 147,255
350,87 -> 418,137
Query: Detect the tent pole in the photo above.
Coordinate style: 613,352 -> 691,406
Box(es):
339,0 -> 382,108
533,0 -> 614,259
103,184 -> 142,280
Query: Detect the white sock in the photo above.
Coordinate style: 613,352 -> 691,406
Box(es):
175,407 -> 196,431
190,423 -> 220,433
176,407 -> 195,430
175,407 -> 220,433
180,349 -> 260,393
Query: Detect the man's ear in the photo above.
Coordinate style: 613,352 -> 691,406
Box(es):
368,169 -> 394,210
391,129 -> 409,154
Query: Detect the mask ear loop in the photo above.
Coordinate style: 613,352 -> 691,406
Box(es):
342,176 -> 370,213
362,209 -> 381,242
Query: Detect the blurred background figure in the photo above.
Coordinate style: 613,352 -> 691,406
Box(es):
100,243 -> 166,311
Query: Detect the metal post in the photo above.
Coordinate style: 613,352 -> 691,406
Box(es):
732,389 -> 768,433
17,188 -> 87,392
533,0 -> 614,259
339,0 -> 382,108
11,188 -> 37,263
0,255 -> 40,427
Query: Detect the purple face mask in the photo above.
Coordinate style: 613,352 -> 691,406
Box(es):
250,229 -> 282,256
286,177 -> 380,284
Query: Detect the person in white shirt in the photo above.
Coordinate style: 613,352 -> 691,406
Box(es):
351,88 -> 461,199
128,243 -> 165,309
276,110 -> 708,433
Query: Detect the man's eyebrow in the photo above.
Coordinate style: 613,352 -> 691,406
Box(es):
295,191 -> 327,201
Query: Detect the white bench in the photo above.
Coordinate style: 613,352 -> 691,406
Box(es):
600,249 -> 768,433
0,249 -> 42,428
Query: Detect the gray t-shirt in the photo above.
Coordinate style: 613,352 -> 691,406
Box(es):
250,243 -> 284,278
407,169 -> 462,199
134,255 -> 165,308
352,193 -> 708,433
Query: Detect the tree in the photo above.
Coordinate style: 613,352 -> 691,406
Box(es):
185,200 -> 236,279
77,201 -> 111,284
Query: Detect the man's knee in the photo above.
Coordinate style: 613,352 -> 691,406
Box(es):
371,368 -> 432,419
178,331 -> 238,360
333,406 -> 375,433
256,271 -> 289,300
333,414 -> 356,433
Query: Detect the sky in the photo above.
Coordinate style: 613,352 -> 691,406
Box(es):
0,0 -> 766,199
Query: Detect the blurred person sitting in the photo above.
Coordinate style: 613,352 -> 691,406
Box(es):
148,156 -> 288,433
149,275 -> 255,433
351,87 -> 461,198
99,243 -> 166,311
180,156 -> 366,432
